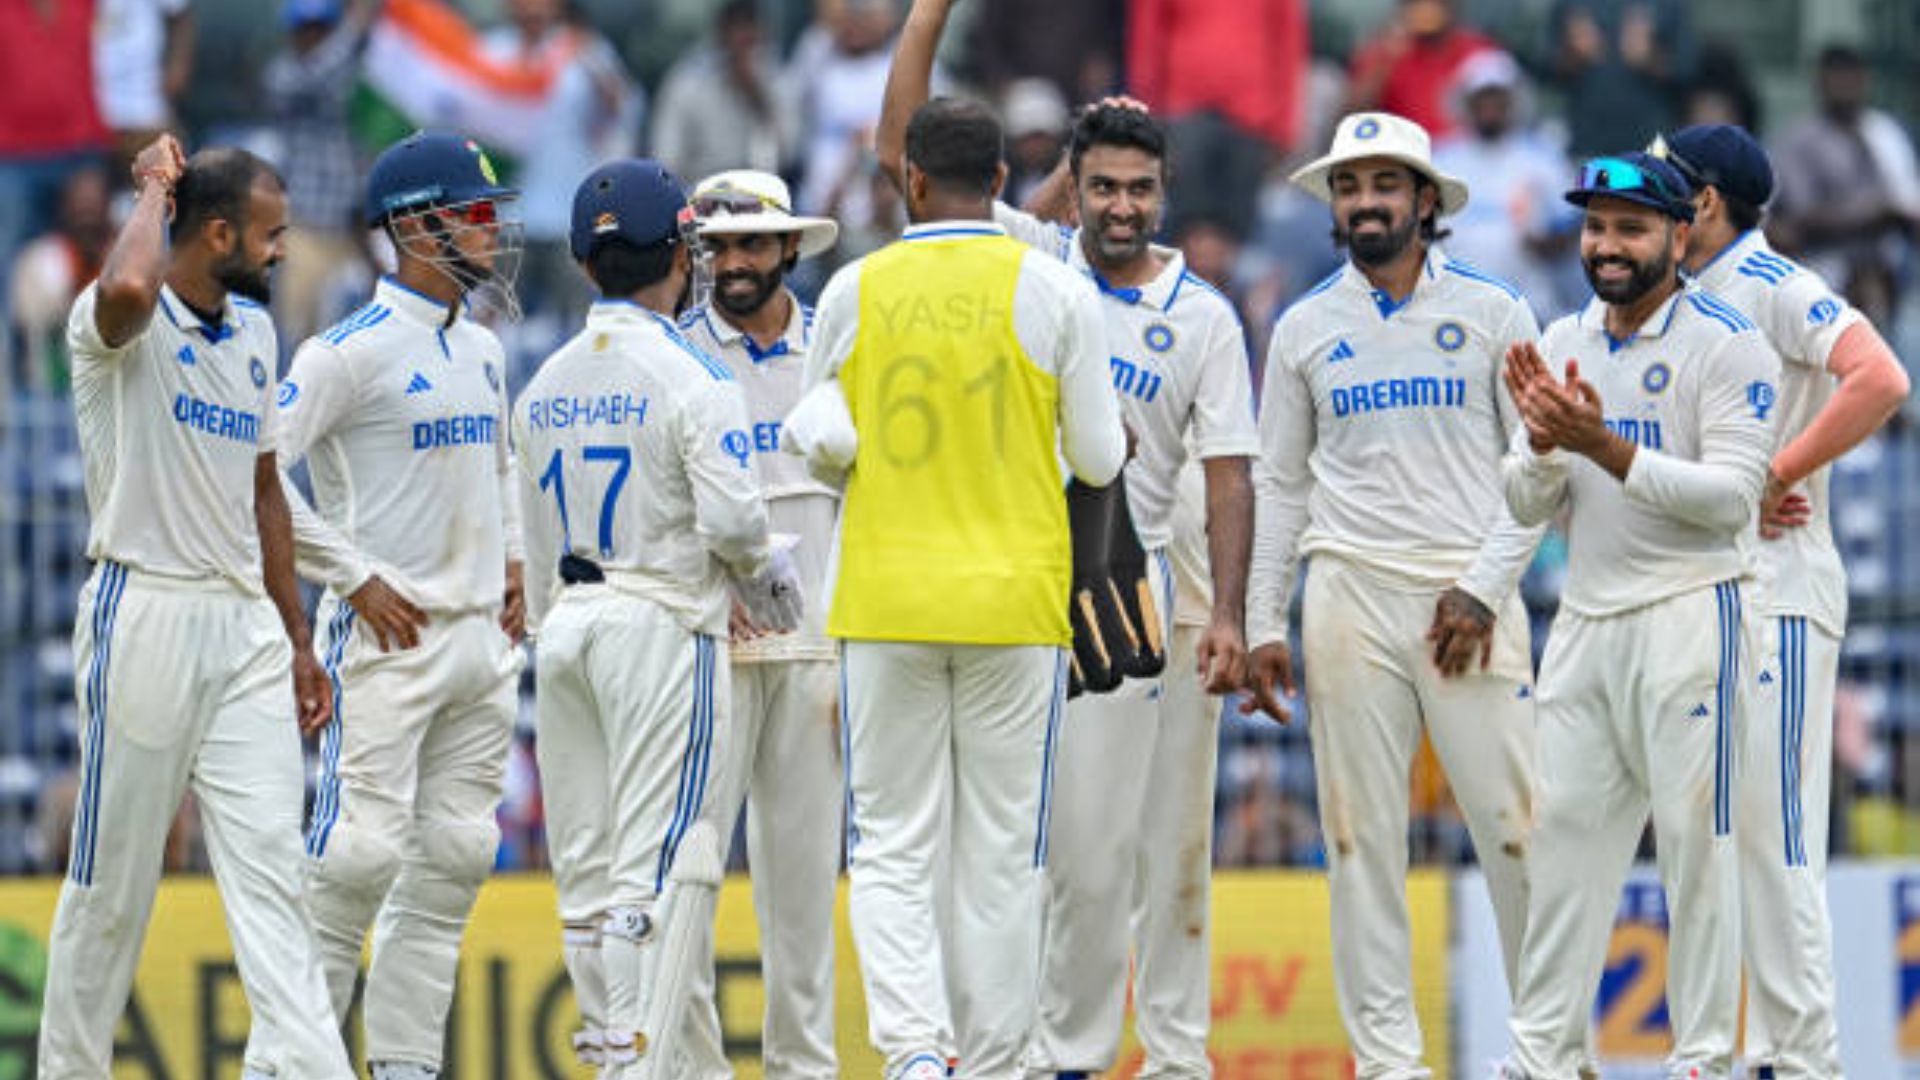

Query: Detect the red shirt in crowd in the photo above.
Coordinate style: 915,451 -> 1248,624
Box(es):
1,0 -> 110,157
1349,26 -> 1497,139
1127,0 -> 1308,151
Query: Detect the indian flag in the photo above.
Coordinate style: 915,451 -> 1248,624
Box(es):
360,0 -> 580,158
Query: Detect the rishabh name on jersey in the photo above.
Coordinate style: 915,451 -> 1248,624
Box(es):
1274,246 -> 1535,578
678,295 -> 839,662
1691,229 -> 1865,636
992,203 -> 1258,551
278,277 -> 513,612
67,282 -> 279,593
1534,285 -> 1779,617
514,300 -> 762,639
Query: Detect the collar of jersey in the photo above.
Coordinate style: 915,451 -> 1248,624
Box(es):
375,275 -> 460,326
694,290 -> 812,362
1579,285 -> 1686,353
1686,227 -> 1760,288
901,220 -> 1007,243
1338,247 -> 1444,320
157,284 -> 240,343
1067,237 -> 1189,312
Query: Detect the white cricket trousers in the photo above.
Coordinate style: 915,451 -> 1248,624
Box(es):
1507,581 -> 1749,1080
1738,615 -> 1842,1079
39,562 -> 353,1079
303,598 -> 520,1070
1301,555 -> 1535,1080
1026,554 -> 1220,1078
534,585 -> 729,1069
684,658 -> 842,1080
842,640 -> 1065,1080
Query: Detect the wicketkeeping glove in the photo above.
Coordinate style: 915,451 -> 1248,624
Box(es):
729,542 -> 804,633
1065,474 -> 1164,697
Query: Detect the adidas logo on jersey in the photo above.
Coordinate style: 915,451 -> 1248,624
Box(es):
1759,670 -> 1775,686
1328,339 -> 1355,363
1687,704 -> 1711,719
1516,685 -> 1532,700
406,372 -> 433,395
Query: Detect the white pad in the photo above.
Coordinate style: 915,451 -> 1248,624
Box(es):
632,820 -> 725,1080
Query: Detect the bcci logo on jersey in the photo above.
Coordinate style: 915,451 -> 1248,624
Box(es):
1897,876 -> 1920,1056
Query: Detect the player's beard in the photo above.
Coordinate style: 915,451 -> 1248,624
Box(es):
712,263 -> 784,320
215,250 -> 274,305
1340,208 -> 1417,268
1584,247 -> 1672,305
1089,209 -> 1156,264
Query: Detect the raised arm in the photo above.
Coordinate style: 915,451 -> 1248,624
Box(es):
93,136 -> 187,349
875,0 -> 955,192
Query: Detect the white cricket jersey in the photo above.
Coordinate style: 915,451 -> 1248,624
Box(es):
679,292 -> 837,662
994,204 -> 1259,551
276,278 -> 522,613
68,282 -> 279,593
1691,230 -> 1865,636
513,300 -> 771,638
1246,248 -> 1543,649
1504,286 -> 1781,617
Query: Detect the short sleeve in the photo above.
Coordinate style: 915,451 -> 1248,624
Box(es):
1189,297 -> 1259,459
66,284 -> 136,365
1764,272 -> 1867,373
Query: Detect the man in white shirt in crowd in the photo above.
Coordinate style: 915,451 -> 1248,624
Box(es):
1243,110 -> 1544,1080
41,134 -> 352,1080
1498,151 -> 1780,1080
675,167 -> 844,1080
275,130 -> 526,1080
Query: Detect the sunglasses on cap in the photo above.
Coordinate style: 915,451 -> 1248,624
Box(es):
1646,135 -> 1710,191
1578,157 -> 1687,204
692,186 -> 785,219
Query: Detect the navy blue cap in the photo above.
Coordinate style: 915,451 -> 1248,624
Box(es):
1657,124 -> 1774,209
283,0 -> 343,27
570,159 -> 691,261
365,131 -> 515,227
1565,152 -> 1695,222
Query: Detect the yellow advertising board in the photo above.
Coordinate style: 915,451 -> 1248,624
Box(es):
0,870 -> 1449,1079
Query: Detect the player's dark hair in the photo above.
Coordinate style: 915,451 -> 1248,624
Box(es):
586,236 -> 675,296
1818,44 -> 1865,71
717,0 -> 757,30
905,97 -> 1004,199
169,148 -> 284,247
1722,192 -> 1764,232
1069,104 -> 1169,182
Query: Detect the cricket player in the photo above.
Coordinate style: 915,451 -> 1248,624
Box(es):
877,5 -> 1258,1071
677,168 -> 844,1080
1498,152 -> 1781,1080
1652,123 -> 1910,1080
798,96 -> 1125,1080
1240,111 -> 1543,1080
275,131 -> 525,1079
41,135 -> 354,1079
514,158 -> 798,1078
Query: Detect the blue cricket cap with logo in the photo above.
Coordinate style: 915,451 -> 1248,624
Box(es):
1652,124 -> 1775,209
1565,151 -> 1695,222
364,131 -> 516,227
283,0 -> 343,27
570,159 -> 694,261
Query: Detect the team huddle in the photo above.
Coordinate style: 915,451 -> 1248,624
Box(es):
34,0 -> 1912,1078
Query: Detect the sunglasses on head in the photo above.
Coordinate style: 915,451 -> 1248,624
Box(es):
1579,157 -> 1683,204
692,187 -> 784,219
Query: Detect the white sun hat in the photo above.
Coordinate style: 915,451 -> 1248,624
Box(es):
1289,111 -> 1470,217
691,169 -> 840,259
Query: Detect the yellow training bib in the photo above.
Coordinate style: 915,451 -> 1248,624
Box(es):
829,232 -> 1071,645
